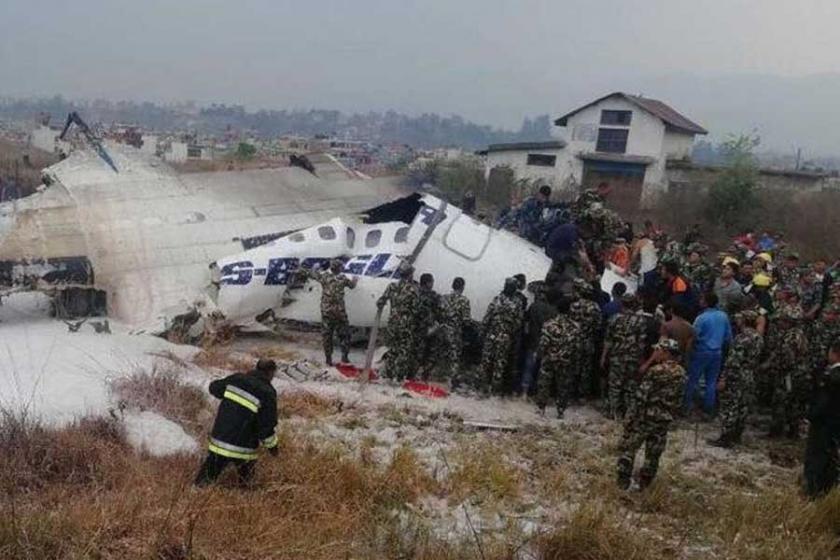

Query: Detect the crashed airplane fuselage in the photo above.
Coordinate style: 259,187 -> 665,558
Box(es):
0,144 -> 405,329
213,193 -> 552,327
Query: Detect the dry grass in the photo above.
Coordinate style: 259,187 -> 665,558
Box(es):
278,390 -> 343,419
192,348 -> 255,372
535,503 -> 673,560
111,362 -> 209,434
446,441 -> 523,504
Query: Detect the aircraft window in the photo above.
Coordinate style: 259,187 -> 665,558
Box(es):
289,233 -> 305,243
394,227 -> 410,243
346,228 -> 355,248
318,226 -> 337,241
365,230 -> 382,248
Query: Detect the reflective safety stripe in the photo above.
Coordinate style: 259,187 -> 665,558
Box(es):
224,390 -> 259,413
209,438 -> 258,460
261,434 -> 278,448
226,385 -> 261,408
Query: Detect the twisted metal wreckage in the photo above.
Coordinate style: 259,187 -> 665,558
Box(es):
0,122 -> 551,344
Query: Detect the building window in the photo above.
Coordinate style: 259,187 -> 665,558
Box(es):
596,128 -> 629,154
526,154 -> 556,167
365,230 -> 382,248
600,110 -> 632,126
187,146 -> 202,158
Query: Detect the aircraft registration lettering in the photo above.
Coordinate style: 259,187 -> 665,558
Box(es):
219,253 -> 404,286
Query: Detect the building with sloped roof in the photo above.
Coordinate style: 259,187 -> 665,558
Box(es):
480,92 -> 707,210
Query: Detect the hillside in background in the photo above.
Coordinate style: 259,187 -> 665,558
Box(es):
0,96 -> 552,150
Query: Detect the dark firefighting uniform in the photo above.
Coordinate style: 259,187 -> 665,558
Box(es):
194,372 -> 278,486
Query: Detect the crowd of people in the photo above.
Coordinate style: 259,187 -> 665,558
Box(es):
196,183 -> 840,497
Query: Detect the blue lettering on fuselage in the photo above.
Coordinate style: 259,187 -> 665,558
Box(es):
219,253 -> 402,286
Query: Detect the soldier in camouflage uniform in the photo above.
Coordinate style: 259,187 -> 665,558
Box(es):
480,278 -> 525,394
773,252 -> 802,291
536,295 -> 581,417
377,265 -> 421,381
767,300 -> 811,438
415,273 -> 442,379
302,259 -> 358,365
569,277 -> 602,399
439,277 -> 471,383
617,338 -> 685,490
683,243 -> 713,294
709,310 -> 764,447
570,183 -> 608,223
601,294 -> 647,420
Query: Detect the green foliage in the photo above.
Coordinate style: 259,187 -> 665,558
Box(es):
705,133 -> 760,230
235,142 -> 257,160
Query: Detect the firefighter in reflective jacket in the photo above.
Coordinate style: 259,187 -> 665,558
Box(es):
194,359 -> 279,486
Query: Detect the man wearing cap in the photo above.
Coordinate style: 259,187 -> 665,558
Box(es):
480,278 -> 525,394
378,265 -> 421,381
516,185 -> 552,244
415,273 -> 442,379
570,278 -> 603,399
774,252 -> 802,291
767,299 -> 810,438
710,310 -> 764,448
439,277 -> 471,385
684,243 -> 713,295
195,359 -> 278,487
616,338 -> 685,490
601,293 -> 648,420
301,259 -> 358,366
536,294 -> 581,417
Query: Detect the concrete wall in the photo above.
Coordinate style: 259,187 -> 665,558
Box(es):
484,148 -> 574,193
665,162 -> 840,196
664,131 -> 694,160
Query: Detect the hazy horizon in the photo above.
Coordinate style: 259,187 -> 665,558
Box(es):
3,0 -> 840,155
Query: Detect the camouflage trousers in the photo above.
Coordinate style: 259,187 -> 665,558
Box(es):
608,356 -> 639,420
322,315 -> 351,361
770,367 -> 810,435
439,325 -> 463,380
617,420 -> 670,488
384,319 -> 417,381
574,342 -> 596,398
480,331 -> 514,393
718,374 -> 754,440
536,358 -> 574,416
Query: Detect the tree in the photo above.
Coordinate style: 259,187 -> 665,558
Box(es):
705,133 -> 761,230
236,142 -> 256,160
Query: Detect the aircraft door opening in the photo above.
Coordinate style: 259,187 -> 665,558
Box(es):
443,212 -> 491,261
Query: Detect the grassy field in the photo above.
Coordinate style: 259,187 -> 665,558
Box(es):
1,347 -> 838,560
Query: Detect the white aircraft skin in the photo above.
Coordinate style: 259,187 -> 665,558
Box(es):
212,194 -> 552,327
0,144 -> 405,329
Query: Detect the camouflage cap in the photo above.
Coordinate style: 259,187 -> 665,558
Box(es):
774,302 -> 804,322
654,338 -> 681,355
735,309 -> 759,325
620,293 -> 638,305
785,251 -> 801,261
686,242 -> 706,255
573,277 -> 594,296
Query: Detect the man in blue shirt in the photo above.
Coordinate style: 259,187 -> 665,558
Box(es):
684,292 -> 732,414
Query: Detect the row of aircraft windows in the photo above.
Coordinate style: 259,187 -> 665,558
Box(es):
288,226 -> 410,249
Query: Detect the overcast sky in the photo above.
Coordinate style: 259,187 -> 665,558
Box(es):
2,0 -> 840,153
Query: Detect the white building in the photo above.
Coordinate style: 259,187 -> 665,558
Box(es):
480,141 -> 570,189
482,92 -> 707,206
